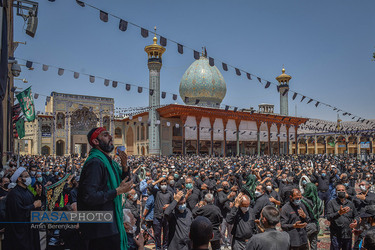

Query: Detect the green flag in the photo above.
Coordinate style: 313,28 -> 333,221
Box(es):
16,87 -> 35,122
328,142 -> 335,147
15,118 -> 25,139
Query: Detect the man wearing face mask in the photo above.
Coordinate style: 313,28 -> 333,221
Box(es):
0,177 -> 10,197
265,181 -> 281,206
226,193 -> 256,250
217,181 -> 236,248
354,180 -> 375,214
280,189 -> 310,250
327,184 -> 359,250
314,169 -> 331,217
339,174 -> 356,201
184,177 -> 199,210
167,175 -> 176,194
164,190 -> 193,250
150,178 -> 174,250
3,167 -> 42,250
253,185 -> 272,220
125,189 -> 141,235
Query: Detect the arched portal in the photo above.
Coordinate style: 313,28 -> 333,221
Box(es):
41,146 -> 50,155
126,127 -> 134,155
56,140 -> 65,156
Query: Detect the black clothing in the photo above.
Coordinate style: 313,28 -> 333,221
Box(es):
353,191 -> 375,213
3,185 -> 41,250
151,186 -> 173,219
327,198 -> 359,239
164,200 -> 193,250
226,206 -> 256,240
186,187 -> 200,211
252,194 -> 272,219
313,173 -> 330,192
280,201 -> 310,247
217,190 -> 234,218
246,228 -> 290,250
192,204 -> 223,241
77,156 -> 129,240
0,187 -> 8,197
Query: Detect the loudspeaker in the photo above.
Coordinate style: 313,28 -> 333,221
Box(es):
26,16 -> 38,38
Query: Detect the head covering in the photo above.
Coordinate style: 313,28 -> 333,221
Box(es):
302,183 -> 323,226
299,175 -> 311,194
10,167 -> 26,183
87,127 -> 106,147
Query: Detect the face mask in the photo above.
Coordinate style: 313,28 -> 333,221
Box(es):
322,173 -> 326,177
303,168 -> 306,171
263,168 -> 267,171
302,180 -> 307,185
174,174 -> 179,179
293,199 -> 301,206
266,185 -> 272,191
223,186 -> 230,191
30,171 -> 36,176
24,177 -> 32,186
160,185 -> 167,191
344,182 -> 349,187
255,191 -> 262,197
4,183 -> 9,189
282,178 -> 287,182
178,203 -> 186,212
55,172 -> 59,176
185,183 -> 193,190
337,191 -> 346,199
169,180 -> 175,186
266,174 -> 271,177
360,185 -> 367,192
128,225 -> 137,234
241,207 -> 249,213
132,193 -> 138,201
366,175 -> 371,178
46,171 -> 50,175
37,177 -> 43,183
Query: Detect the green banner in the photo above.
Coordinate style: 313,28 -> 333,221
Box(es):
328,142 -> 335,147
15,118 -> 25,139
16,87 -> 35,122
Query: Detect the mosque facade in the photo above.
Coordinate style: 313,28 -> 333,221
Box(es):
16,35 -> 375,157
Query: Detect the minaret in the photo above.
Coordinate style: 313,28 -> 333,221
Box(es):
276,67 -> 292,116
144,27 -> 166,155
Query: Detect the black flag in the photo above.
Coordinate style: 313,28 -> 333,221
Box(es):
138,87 -> 143,93
257,77 -> 261,83
100,11 -> 108,22
141,28 -> 149,38
209,57 -> 214,66
119,19 -> 128,31
177,44 -> 183,54
173,94 -> 177,100
222,63 -> 228,71
149,89 -> 154,96
161,92 -> 166,99
126,84 -> 131,91
160,36 -> 167,46
194,50 -> 200,60
265,81 -> 271,88
247,73 -> 252,80
235,68 -> 241,76
301,96 -> 306,102
292,92 -> 297,100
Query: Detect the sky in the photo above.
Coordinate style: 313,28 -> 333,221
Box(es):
12,0 -> 375,122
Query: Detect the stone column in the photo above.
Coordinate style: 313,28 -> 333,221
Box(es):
257,122 -> 261,156
277,124 -> 281,155
210,117 -> 215,156
181,116 -> 187,156
286,125 -> 290,155
314,136 -> 318,154
295,126 -> 298,155
223,119 -> 228,157
196,116 -> 202,155
267,123 -> 271,155
306,138 -> 308,155
236,120 -> 241,156
148,63 -> 161,155
324,137 -> 327,154
357,136 -> 361,155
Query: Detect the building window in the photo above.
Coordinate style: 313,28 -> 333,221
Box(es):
141,126 -> 145,140
42,125 -> 51,133
56,113 -> 65,129
115,127 -> 122,138
137,127 -> 140,141
173,126 -> 182,136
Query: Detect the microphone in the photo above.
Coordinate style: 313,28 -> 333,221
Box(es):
141,224 -> 156,242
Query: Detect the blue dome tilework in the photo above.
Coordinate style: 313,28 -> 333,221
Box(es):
179,56 -> 226,107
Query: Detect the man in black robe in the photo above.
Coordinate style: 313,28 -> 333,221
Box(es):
3,167 -> 42,250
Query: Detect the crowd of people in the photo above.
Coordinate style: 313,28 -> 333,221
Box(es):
1,127 -> 375,250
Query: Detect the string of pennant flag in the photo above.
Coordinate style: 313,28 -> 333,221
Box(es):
17,56 -> 375,137
39,0 -> 375,128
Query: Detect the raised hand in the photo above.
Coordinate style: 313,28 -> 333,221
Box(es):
117,177 -> 133,195
338,205 -> 351,215
174,190 -> 184,202
118,151 -> 128,170
293,221 -> 307,229
349,220 -> 357,229
298,208 -> 306,219
234,193 -> 243,208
